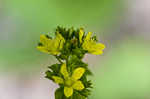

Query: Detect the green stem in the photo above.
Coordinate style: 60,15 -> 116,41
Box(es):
66,55 -> 71,73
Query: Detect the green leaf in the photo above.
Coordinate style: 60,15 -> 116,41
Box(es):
72,91 -> 86,99
68,27 -> 74,39
56,26 -> 67,40
48,64 -> 61,75
55,87 -> 64,99
45,70 -> 53,80
79,89 -> 91,97
72,48 -> 84,59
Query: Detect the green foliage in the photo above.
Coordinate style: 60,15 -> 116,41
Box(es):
55,87 -> 64,99
45,63 -> 62,80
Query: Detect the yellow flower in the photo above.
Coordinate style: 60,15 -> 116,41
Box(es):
52,63 -> 85,97
81,31 -> 105,55
37,33 -> 65,55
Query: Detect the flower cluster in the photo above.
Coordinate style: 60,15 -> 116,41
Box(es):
37,26 -> 105,99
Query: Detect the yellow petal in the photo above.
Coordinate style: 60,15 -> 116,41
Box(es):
64,87 -> 73,97
89,43 -> 105,55
85,32 -> 92,41
72,67 -> 85,80
60,63 -> 69,79
95,43 -> 105,50
37,46 -> 60,55
37,46 -> 49,54
79,28 -> 84,43
82,39 -> 105,55
90,50 -> 103,55
51,51 -> 60,55
56,32 -> 64,41
40,34 -> 52,45
82,41 -> 89,50
38,33 -> 65,55
38,34 -> 57,54
52,76 -> 64,84
72,80 -> 84,91
59,39 -> 65,50
55,32 -> 65,50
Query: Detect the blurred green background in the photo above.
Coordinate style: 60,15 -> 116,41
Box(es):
0,0 -> 150,99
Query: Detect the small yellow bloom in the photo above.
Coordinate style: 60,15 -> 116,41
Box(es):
81,32 -> 105,55
37,33 -> 65,55
52,63 -> 85,97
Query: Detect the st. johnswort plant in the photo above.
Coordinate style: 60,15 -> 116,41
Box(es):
37,26 -> 105,99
